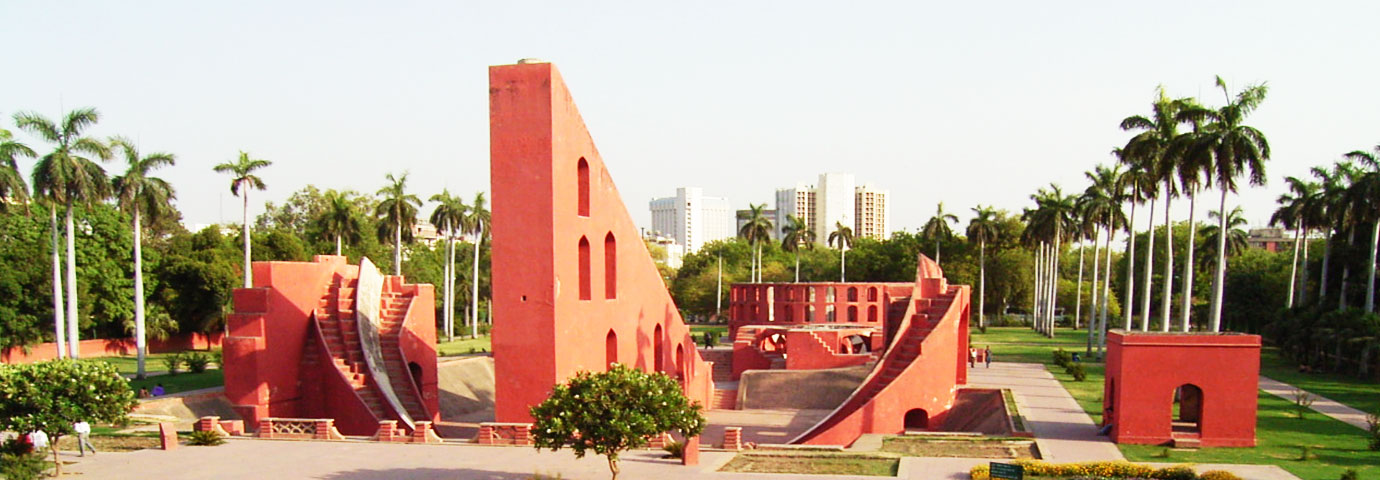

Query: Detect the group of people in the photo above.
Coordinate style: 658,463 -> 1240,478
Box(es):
137,383 -> 166,398
968,345 -> 993,368
22,421 -> 97,456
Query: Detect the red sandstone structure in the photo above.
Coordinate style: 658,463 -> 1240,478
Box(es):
487,61 -> 713,458
224,255 -> 440,437
730,256 -> 971,446
1103,331 -> 1261,448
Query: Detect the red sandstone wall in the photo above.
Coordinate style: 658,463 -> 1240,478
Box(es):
784,330 -> 873,371
1105,331 -> 1260,447
490,62 -> 712,423
2,332 -> 225,364
394,277 -> 440,422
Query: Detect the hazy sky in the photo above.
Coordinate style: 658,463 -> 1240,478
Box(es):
3,1 -> 1378,235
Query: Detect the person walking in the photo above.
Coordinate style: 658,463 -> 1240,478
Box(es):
984,346 -> 993,368
74,420 -> 96,456
28,430 -> 48,454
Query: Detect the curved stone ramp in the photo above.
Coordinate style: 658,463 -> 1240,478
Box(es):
434,355 -> 496,439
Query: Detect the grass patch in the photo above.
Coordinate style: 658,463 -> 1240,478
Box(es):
719,453 -> 898,476
53,433 -> 161,452
86,352 -> 199,376
970,326 -> 1091,346
436,336 -> 492,356
1258,347 -> 1380,415
690,325 -> 729,345
1003,389 -> 1027,432
128,370 -> 224,395
1121,391 -> 1380,480
880,436 -> 1037,459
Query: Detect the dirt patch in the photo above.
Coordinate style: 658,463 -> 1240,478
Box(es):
719,453 -> 899,476
880,437 -> 1037,459
55,434 -> 162,452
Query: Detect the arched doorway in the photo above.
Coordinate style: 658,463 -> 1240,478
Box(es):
904,408 -> 929,430
605,329 -> 618,370
654,324 -> 665,372
675,344 -> 686,380
1173,384 -> 1203,433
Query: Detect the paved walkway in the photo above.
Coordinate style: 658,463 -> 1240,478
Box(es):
1259,376 -> 1373,430
966,362 -> 1124,462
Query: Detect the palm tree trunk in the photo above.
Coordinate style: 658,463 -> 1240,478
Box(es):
393,222 -> 402,276
935,241 -> 941,266
794,249 -> 800,283
65,203 -> 79,358
242,193 -> 252,288
50,207 -> 66,359
1050,231 -> 1062,338
1286,226 -> 1301,309
978,239 -> 987,328
1365,221 -> 1379,312
1074,241 -> 1085,330
1088,230 -> 1101,355
335,234 -> 342,256
1341,230 -> 1355,312
1179,192 -> 1197,332
1208,189 -> 1230,332
134,209 -> 147,378
1299,227 -> 1311,305
1123,196 -> 1138,330
1319,230 -> 1332,303
1160,189 -> 1173,332
443,222 -> 453,342
1032,243 -> 1042,332
471,223 -> 483,339
1140,198 -> 1156,331
1099,227 -> 1114,354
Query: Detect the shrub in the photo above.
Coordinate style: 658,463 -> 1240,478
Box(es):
1052,349 -> 1073,368
1365,411 -> 1379,451
1292,389 -> 1315,419
1066,363 -> 1087,381
1198,471 -> 1243,480
0,360 -> 138,477
1340,468 -> 1359,480
662,440 -> 685,459
479,323 -> 492,336
187,430 -> 226,446
0,452 -> 49,480
211,349 -> 223,367
184,352 -> 212,374
1149,465 -> 1196,480
162,353 -> 184,375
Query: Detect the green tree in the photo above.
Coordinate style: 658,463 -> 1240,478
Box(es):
461,192 -> 490,338
1201,207 -> 1249,263
1122,88 -> 1192,332
1271,176 -> 1318,309
921,202 -> 959,265
375,172 -> 421,276
1194,76 -> 1270,332
0,360 -> 138,476
1080,164 -> 1124,348
0,206 -> 52,352
780,214 -> 815,282
828,221 -> 854,282
0,125 -> 35,208
1344,144 -> 1380,312
19,108 -> 112,358
967,205 -> 1001,327
530,364 -> 706,480
738,203 -> 772,283
213,151 -> 271,288
110,138 -> 175,379
429,190 -> 466,341
319,189 -> 364,256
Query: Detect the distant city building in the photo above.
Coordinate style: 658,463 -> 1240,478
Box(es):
648,187 -> 735,256
642,232 -> 684,269
1246,227 -> 1292,253
735,208 -> 778,241
854,183 -> 889,241
774,174 -> 890,246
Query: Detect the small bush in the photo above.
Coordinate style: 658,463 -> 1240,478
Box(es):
1365,411 -> 1379,451
1052,349 -> 1073,368
1066,363 -> 1087,381
478,323 -> 492,336
1152,447 -> 1171,458
0,452 -> 49,480
1198,471 -> 1243,480
162,353 -> 184,375
978,324 -> 988,334
187,430 -> 226,446
662,440 -> 685,459
1149,465 -> 1196,480
1340,468 -> 1359,480
211,349 -> 223,367
1292,389 -> 1315,419
184,352 -> 212,374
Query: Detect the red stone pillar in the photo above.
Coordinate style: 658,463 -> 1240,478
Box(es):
681,436 -> 700,466
722,427 -> 742,450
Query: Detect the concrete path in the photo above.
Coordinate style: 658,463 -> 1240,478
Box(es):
966,362 -> 1124,462
1259,376 -> 1373,430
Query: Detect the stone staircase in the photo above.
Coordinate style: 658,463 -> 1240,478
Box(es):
700,348 -> 738,410
313,278 -> 387,418
379,288 -> 430,423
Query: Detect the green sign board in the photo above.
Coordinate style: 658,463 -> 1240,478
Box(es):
989,462 -> 1023,480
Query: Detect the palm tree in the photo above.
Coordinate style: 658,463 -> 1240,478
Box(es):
1271,177 -> 1317,309
462,192 -> 490,338
967,206 -> 1001,328
1344,144 -> 1380,312
1080,165 -> 1123,350
375,172 -> 421,276
781,214 -> 815,282
1170,100 -> 1212,331
1115,154 -> 1156,331
1122,87 -> 1187,332
828,222 -> 854,282
213,151 -> 271,288
430,190 -> 467,341
19,108 -> 112,359
738,204 -> 772,282
1312,162 -> 1356,307
0,126 -> 34,208
921,202 -> 959,265
318,190 -> 363,256
1193,76 -> 1270,332
1201,207 -> 1249,263
110,138 -> 175,378
1023,185 -> 1077,337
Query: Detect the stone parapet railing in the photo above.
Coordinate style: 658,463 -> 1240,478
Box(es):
256,417 -> 345,440
477,422 -> 533,445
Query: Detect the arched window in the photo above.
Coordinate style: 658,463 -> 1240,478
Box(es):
577,158 -> 590,217
848,305 -> 858,322
847,287 -> 858,302
826,287 -> 836,302
904,409 -> 929,430
675,344 -> 686,380
654,324 -> 665,372
868,287 -> 878,302
578,236 -> 591,300
604,232 -> 617,299
868,305 -> 878,322
605,329 -> 618,369
1174,384 -> 1203,432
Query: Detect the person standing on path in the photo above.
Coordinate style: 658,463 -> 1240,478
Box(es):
74,420 -> 96,456
28,430 -> 48,454
985,346 -> 992,368
968,347 -> 977,368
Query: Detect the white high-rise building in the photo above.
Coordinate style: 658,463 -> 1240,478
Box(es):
855,183 -> 889,241
814,173 -> 856,246
774,183 -> 815,240
648,187 -> 735,256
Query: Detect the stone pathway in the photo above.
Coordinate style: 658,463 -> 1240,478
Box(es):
1259,376 -> 1373,430
966,362 -> 1124,462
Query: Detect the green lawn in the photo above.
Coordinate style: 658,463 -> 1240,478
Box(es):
720,453 -> 899,476
437,336 -> 492,356
690,325 -> 728,346
87,352 -> 193,376
1258,347 -> 1380,415
972,326 -> 1380,480
128,370 -> 224,395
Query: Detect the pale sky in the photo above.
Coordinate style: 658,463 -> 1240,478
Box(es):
3,1 -> 1378,235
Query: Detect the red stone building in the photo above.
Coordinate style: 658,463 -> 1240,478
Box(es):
224,256 -> 439,436
488,61 -> 714,428
1103,331 -> 1261,447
